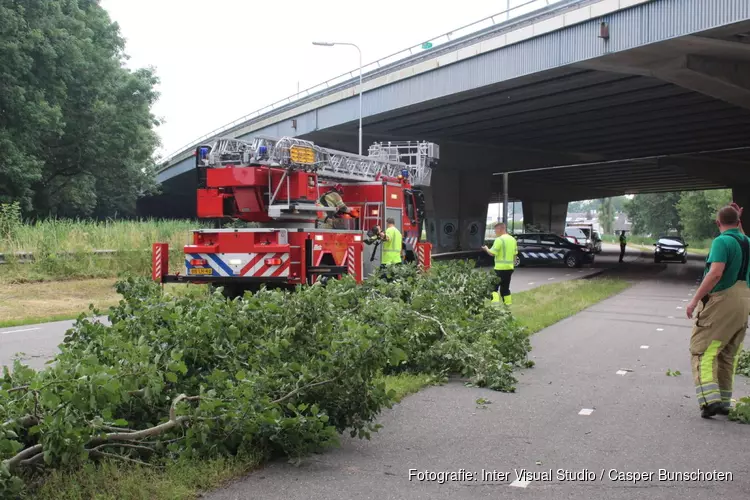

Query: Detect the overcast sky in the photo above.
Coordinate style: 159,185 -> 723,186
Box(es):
99,0 -> 559,159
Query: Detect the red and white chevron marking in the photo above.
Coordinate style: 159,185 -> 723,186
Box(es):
346,247 -> 356,276
238,253 -> 290,278
404,237 -> 418,249
417,245 -> 426,269
152,246 -> 162,281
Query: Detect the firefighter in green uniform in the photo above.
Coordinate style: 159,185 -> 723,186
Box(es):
686,204 -> 750,419
481,222 -> 518,306
317,184 -> 352,228
381,218 -> 403,266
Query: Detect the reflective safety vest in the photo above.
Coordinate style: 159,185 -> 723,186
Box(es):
382,226 -> 403,265
490,233 -> 517,270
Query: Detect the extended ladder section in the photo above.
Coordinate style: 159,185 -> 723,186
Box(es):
201,136 -> 439,187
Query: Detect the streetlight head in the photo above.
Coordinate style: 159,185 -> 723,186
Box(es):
312,41 -> 335,46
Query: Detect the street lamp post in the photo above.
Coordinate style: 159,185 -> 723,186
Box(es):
313,41 -> 363,155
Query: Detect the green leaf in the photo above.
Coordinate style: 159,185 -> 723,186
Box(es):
388,347 -> 407,366
165,372 -> 178,383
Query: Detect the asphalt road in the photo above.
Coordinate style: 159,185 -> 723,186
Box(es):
0,244 -> 636,371
207,248 -> 750,500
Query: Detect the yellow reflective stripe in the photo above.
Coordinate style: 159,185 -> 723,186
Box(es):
700,340 -> 722,384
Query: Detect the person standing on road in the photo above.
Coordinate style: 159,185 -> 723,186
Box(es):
481,223 -> 518,306
619,230 -> 627,263
686,205 -> 750,419
381,218 -> 403,267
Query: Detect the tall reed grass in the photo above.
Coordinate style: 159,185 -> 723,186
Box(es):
0,219 -> 207,283
0,219 -> 206,253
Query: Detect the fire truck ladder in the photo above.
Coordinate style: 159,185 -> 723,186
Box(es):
202,136 -> 439,219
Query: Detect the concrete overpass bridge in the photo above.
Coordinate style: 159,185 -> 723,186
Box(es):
148,0 -> 750,252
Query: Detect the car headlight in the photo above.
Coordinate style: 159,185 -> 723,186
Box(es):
678,248 -> 685,254
655,246 -> 661,252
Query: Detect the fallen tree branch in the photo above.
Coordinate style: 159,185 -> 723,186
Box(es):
2,444 -> 43,472
413,311 -> 448,338
4,394 -> 202,472
89,443 -> 155,454
271,378 -> 337,405
6,385 -> 29,394
93,424 -> 138,433
19,453 -> 45,467
89,449 -> 159,468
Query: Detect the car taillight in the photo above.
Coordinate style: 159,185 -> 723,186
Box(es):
190,258 -> 207,266
265,258 -> 282,266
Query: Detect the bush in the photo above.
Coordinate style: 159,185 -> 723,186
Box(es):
0,262 -> 530,495
736,349 -> 750,378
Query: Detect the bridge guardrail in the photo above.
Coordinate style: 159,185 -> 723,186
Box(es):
0,249 -> 151,264
159,0 -> 568,166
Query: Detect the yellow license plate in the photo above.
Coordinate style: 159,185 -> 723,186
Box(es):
189,268 -> 213,275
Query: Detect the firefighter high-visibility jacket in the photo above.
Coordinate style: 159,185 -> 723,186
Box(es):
382,226 -> 403,265
489,233 -> 517,270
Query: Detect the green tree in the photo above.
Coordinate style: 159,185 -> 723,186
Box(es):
0,0 -> 159,218
625,192 -> 681,236
677,189 -> 732,241
600,197 -> 615,234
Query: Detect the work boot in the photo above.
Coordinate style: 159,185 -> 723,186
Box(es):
491,292 -> 501,303
715,405 -> 731,416
701,402 -> 724,419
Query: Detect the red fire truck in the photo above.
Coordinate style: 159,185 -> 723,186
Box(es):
152,136 -> 439,297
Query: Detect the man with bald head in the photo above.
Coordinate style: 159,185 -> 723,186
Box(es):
686,204 -> 750,419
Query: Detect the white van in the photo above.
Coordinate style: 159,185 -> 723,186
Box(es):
565,226 -> 594,251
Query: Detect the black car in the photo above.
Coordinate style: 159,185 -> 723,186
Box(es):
515,233 -> 595,268
654,235 -> 688,263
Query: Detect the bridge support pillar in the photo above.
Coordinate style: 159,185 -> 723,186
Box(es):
521,199 -> 568,235
732,186 -> 750,231
423,169 -> 493,253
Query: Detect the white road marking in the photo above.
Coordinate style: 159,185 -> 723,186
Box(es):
616,370 -> 628,376
509,479 -> 531,488
640,345 -> 649,349
528,282 -> 535,285
578,408 -> 594,416
656,328 -> 664,332
682,299 -> 688,302
676,306 -> 683,309
667,316 -> 675,319
1,327 -> 41,335
548,277 -> 555,281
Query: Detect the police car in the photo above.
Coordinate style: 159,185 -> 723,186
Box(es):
514,232 -> 595,268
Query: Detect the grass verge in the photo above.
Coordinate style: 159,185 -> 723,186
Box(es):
20,277 -> 628,500
512,278 -> 631,334
0,281 -> 210,328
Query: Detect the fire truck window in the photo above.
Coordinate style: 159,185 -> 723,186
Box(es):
404,191 -> 416,221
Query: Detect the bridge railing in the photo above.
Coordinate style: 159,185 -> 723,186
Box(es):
160,0 -> 564,166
